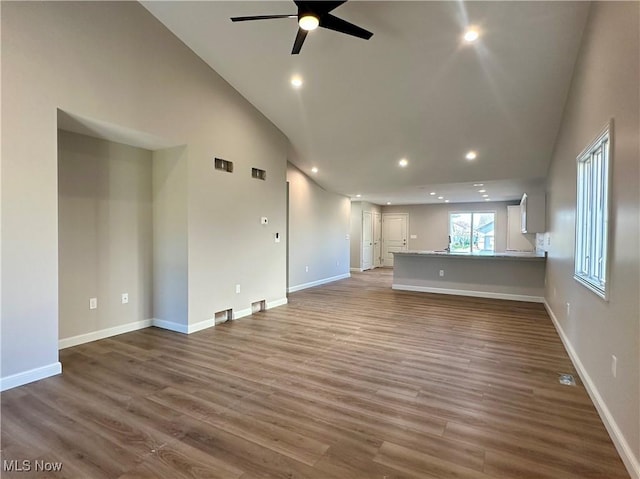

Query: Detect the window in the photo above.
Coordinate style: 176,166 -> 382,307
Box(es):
449,212 -> 495,253
574,124 -> 611,299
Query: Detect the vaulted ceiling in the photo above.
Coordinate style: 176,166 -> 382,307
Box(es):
142,1 -> 590,205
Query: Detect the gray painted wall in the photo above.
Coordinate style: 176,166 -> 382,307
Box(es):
152,146 -> 188,327
545,2 -> 639,472
1,2 -> 288,381
287,163 -> 350,289
382,201 -> 518,252
58,131 -> 153,340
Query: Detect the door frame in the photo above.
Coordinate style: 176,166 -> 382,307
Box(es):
361,210 -> 374,271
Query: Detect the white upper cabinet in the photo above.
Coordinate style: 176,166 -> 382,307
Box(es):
520,192 -> 546,233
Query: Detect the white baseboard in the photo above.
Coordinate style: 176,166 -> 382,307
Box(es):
152,318 -> 188,334
59,319 -> 153,350
152,317 -> 217,334
392,284 -> 544,303
233,308 -> 252,320
288,273 -> 351,293
1,362 -> 62,392
544,301 -> 640,479
267,297 -> 288,309
350,267 -> 363,273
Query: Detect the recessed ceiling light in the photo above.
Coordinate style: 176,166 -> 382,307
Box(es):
299,14 -> 319,31
398,158 -> 409,167
438,196 -> 444,200
311,166 -> 318,173
463,28 -> 480,43
482,194 -> 488,198
478,189 -> 486,193
473,183 -> 484,187
430,192 -> 436,196
356,194 -> 361,198
291,75 -> 303,88
445,200 -> 450,203
386,201 -> 391,205
466,151 -> 477,160
484,198 -> 491,201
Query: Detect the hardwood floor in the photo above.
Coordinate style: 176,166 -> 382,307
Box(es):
1,269 -> 630,478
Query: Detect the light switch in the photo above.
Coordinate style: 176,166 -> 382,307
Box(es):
261,217 -> 268,225
275,232 -> 280,243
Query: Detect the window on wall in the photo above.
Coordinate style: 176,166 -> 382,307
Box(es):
449,212 -> 495,253
574,124 -> 611,299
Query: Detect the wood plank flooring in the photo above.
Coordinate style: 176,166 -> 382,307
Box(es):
1,269 -> 630,478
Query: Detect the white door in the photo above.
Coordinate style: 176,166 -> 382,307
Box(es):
373,212 -> 382,268
362,211 -> 373,270
382,214 -> 408,267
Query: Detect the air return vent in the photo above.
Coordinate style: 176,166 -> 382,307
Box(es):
214,309 -> 233,325
251,168 -> 266,180
251,300 -> 266,314
214,157 -> 233,173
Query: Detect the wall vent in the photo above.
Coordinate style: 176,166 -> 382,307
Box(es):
251,300 -> 266,314
214,157 -> 233,173
214,309 -> 233,325
251,168 -> 266,180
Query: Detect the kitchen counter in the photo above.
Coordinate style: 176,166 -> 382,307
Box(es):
392,250 -> 546,302
395,250 -> 546,261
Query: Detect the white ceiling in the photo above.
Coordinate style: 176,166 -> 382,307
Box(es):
142,1 -> 590,205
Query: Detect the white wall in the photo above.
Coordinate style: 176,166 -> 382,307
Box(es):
545,2 -> 639,476
382,201 -> 517,253
287,163 -> 350,291
58,131 -> 153,342
1,2 -> 289,387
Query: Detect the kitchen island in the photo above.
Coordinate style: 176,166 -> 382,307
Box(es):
392,250 -> 546,302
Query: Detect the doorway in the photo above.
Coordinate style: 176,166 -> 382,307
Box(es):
373,212 -> 382,268
362,211 -> 374,270
382,213 -> 408,267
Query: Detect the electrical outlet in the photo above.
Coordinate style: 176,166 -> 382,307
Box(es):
121,293 -> 129,304
235,284 -> 241,294
566,302 -> 571,317
89,297 -> 97,310
336,260 -> 340,266
305,265 -> 309,272
345,234 -> 350,240
611,355 -> 617,378
439,270 -> 445,277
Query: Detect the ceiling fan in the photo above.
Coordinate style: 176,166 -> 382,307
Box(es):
230,1 -> 373,54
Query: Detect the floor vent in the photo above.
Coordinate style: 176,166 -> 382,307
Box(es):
558,373 -> 576,386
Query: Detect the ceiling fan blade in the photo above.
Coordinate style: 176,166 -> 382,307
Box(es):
294,1 -> 347,14
291,28 -> 308,54
320,13 -> 373,40
230,14 -> 296,22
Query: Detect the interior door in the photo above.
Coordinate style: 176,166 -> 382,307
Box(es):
382,214 -> 408,267
373,212 -> 382,268
362,211 -> 373,270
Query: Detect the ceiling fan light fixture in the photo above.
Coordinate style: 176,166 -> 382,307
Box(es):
299,14 -> 319,31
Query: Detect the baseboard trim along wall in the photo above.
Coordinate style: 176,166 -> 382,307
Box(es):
59,319 -> 153,350
288,273 -> 351,293
0,362 -> 62,392
233,308 -> 252,320
350,267 -> 363,273
392,284 -> 544,303
267,297 -> 288,309
544,301 -> 640,479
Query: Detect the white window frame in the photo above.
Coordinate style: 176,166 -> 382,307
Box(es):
574,122 -> 612,300
449,211 -> 497,253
